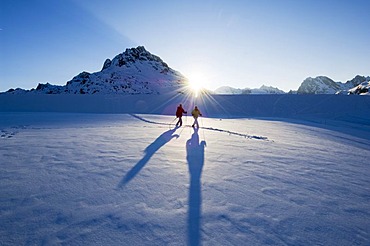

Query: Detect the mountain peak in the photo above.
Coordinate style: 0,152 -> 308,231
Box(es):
4,46 -> 187,95
297,76 -> 340,94
102,46 -> 169,72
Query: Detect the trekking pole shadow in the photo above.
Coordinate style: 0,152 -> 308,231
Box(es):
118,128 -> 179,188
186,128 -> 206,246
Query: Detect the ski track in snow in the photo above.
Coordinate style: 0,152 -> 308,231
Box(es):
0,112 -> 370,245
131,114 -> 270,141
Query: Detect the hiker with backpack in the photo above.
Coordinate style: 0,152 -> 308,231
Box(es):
191,106 -> 202,128
176,104 -> 187,127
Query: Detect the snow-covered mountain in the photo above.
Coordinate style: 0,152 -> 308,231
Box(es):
214,85 -> 285,95
297,75 -> 369,94
210,76 -> 370,95
297,76 -> 341,94
213,86 -> 243,95
5,46 -> 188,95
338,76 -> 370,95
347,80 -> 370,95
4,47 -> 368,96
345,75 -> 370,88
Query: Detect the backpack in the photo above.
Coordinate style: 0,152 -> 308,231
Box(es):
176,107 -> 182,117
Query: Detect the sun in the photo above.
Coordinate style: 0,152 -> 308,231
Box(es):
187,72 -> 208,97
189,80 -> 202,97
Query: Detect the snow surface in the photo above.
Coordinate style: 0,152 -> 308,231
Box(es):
1,94 -> 370,245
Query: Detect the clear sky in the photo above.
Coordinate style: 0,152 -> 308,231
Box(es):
1,0 -> 369,92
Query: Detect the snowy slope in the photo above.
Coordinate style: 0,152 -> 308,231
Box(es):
1,112 -> 369,245
3,46 -> 187,95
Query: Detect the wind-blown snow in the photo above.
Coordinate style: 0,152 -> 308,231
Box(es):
1,94 -> 370,245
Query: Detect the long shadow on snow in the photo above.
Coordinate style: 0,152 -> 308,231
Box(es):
118,128 -> 179,187
186,128 -> 206,246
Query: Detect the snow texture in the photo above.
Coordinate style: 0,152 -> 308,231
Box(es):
1,94 -> 370,245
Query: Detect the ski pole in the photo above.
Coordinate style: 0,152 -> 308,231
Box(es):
200,116 -> 206,141
185,112 -> 188,126
169,117 -> 177,129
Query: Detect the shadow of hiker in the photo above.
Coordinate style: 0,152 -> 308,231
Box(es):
186,128 -> 206,246
118,128 -> 179,187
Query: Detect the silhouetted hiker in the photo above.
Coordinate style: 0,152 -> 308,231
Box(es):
118,128 -> 179,187
176,104 -> 187,127
191,106 -> 202,128
186,128 -> 206,246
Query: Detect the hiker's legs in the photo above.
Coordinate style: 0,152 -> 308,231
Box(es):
176,117 -> 183,126
192,117 -> 199,128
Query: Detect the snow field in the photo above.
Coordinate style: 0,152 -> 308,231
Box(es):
1,112 -> 370,245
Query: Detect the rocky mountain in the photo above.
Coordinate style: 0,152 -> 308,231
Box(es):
346,80 -> 370,95
5,46 -> 188,95
214,85 -> 285,95
297,76 -> 340,94
345,75 -> 369,88
297,75 -> 369,94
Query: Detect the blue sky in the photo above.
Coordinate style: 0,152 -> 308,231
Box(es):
1,0 -> 369,92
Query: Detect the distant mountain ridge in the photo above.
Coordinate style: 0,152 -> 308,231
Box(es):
5,46 -> 187,95
297,75 -> 370,95
214,75 -> 369,95
214,85 -> 285,95
3,46 -> 369,96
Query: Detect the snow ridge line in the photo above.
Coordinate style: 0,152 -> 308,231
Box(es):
201,126 -> 269,140
129,114 -> 171,126
130,114 -> 269,140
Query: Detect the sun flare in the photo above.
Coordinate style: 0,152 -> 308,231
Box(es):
187,72 -> 208,97
189,80 -> 202,97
